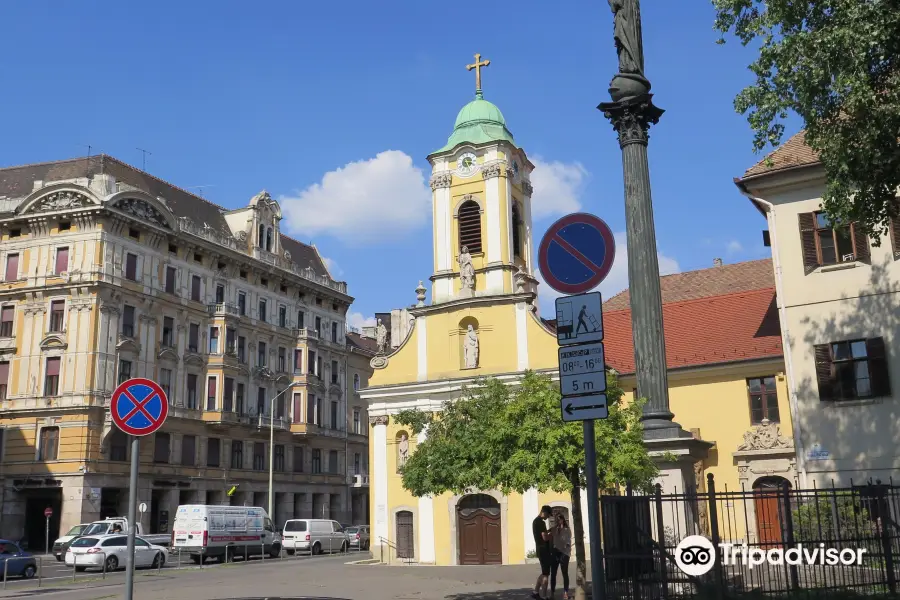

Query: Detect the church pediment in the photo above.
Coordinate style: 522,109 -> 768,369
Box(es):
18,186 -> 101,215
39,334 -> 68,351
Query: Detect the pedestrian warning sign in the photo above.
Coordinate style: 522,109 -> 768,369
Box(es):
555,291 -> 604,346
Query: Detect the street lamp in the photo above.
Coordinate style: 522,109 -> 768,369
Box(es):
269,382 -> 301,521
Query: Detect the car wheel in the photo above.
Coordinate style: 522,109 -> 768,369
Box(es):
286,549 -> 295,556
106,555 -> 119,572
151,553 -> 162,569
75,566 -> 87,572
269,544 -> 281,558
312,542 -> 321,555
340,542 -> 347,553
23,565 -> 36,579
55,556 -> 63,562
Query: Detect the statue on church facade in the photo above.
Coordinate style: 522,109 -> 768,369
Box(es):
397,433 -> 410,469
463,325 -> 479,369
609,0 -> 644,76
375,319 -> 388,354
458,246 -> 475,293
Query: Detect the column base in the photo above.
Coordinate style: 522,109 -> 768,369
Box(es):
644,436 -> 713,541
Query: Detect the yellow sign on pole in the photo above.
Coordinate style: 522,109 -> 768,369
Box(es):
226,485 -> 237,497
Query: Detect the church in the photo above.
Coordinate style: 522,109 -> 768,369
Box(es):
360,56 -> 578,566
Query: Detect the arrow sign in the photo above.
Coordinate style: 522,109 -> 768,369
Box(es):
560,393 -> 608,422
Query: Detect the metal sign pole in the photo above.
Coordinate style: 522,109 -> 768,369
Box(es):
583,421 -> 606,600
44,516 -> 49,555
124,436 -> 140,600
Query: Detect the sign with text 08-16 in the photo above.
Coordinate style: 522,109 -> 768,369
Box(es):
110,378 -> 169,436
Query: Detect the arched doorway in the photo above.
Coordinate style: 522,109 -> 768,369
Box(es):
457,494 -> 501,565
396,511 -> 414,559
753,476 -> 790,546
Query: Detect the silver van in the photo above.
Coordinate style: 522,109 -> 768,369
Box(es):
282,519 -> 347,555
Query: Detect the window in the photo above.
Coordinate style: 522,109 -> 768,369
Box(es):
9,228 -> 20,238
191,275 -> 201,302
58,221 -> 71,232
0,306 -> 13,337
258,223 -> 265,248
331,322 -> 338,342
160,368 -> 172,403
815,338 -> 891,401
294,349 -> 303,373
125,253 -> 138,281
4,253 -> 19,281
188,324 -> 199,352
193,252 -> 202,263
293,393 -> 303,423
308,351 -> 316,375
186,374 -> 198,409
231,440 -> 244,469
315,297 -> 322,306
331,360 -> 339,384
154,433 -> 170,463
458,199 -> 483,253
275,393 -> 285,419
238,336 -> 246,363
118,359 -> 132,385
129,228 -> 140,240
223,378 -> 234,412
307,394 -> 318,424
274,445 -> 285,472
54,247 -> 69,275
215,284 -> 224,304
315,316 -> 321,334
207,438 -> 221,467
317,356 -> 322,378
110,429 -> 127,461
39,426 -> 59,461
253,442 -> 265,471
164,267 -> 176,294
353,373 -> 360,391
0,361 -> 8,401
278,347 -> 286,372
181,435 -> 196,466
49,300 -> 65,332
330,401 -> 338,429
209,327 -> 219,353
354,453 -> 360,475
293,446 -> 304,472
236,383 -> 245,414
44,357 -> 60,396
258,341 -> 267,367
511,203 -> 523,259
799,211 -> 870,272
266,228 -> 273,252
280,284 -> 287,293
240,270 -> 247,279
279,306 -> 287,327
297,310 -> 305,329
316,396 -> 323,426
353,409 -> 361,434
747,376 -> 779,424
312,449 -> 322,474
257,387 -> 266,416
226,328 -> 236,354
261,278 -> 268,288
206,376 -> 217,410
122,305 -> 135,337
162,317 -> 174,347
328,450 -> 338,473
258,299 -> 267,322
238,292 -> 246,316
168,243 -> 177,254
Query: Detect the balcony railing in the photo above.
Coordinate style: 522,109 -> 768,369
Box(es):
292,327 -> 320,341
208,303 -> 239,317
257,415 -> 289,431
352,474 -> 369,487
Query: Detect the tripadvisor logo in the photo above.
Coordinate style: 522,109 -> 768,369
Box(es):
674,535 -> 867,576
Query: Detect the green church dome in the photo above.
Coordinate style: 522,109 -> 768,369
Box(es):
431,91 -> 516,156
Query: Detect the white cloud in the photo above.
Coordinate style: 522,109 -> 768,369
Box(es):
726,240 -> 743,255
529,157 -> 588,220
280,151 -> 431,245
347,311 -> 376,331
536,231 -> 681,316
322,257 -> 343,278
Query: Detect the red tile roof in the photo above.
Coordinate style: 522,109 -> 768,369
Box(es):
742,131 -> 821,178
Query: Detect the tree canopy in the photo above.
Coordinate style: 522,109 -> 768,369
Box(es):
713,0 -> 900,237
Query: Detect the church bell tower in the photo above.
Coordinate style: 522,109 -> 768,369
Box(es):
426,54 -> 539,304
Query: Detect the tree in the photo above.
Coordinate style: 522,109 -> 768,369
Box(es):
394,371 -> 658,600
713,0 -> 900,237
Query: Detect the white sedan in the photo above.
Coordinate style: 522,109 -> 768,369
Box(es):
65,534 -> 167,572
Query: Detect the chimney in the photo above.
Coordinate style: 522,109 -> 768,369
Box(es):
713,258 -> 723,267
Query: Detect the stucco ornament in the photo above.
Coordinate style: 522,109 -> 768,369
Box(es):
457,246 -> 475,292
113,198 -> 168,227
463,325 -> 479,369
375,319 -> 388,354
33,191 -> 91,212
737,419 -> 793,451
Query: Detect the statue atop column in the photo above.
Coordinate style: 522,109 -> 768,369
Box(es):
609,0 -> 644,76
463,325 -> 479,369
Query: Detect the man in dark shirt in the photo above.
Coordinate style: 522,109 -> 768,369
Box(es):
531,505 -> 554,600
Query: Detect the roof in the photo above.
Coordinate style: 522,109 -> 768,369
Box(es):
431,91 -> 516,156
0,155 -> 329,278
603,259 -> 774,311
347,331 -> 378,355
742,131 -> 821,179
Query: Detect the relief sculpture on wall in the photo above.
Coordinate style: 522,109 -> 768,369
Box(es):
737,418 -> 793,451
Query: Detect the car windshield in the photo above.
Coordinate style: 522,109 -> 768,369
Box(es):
283,521 -> 307,532
65,525 -> 88,536
82,523 -> 110,535
71,537 -> 99,547
345,527 -> 359,534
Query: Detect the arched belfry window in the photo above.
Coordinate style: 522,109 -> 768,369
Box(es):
266,227 -> 273,252
458,200 -> 482,254
511,203 -> 523,259
258,224 -> 265,249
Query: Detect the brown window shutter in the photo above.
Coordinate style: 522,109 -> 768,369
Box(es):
850,223 -> 870,263
866,337 -> 891,397
798,213 -> 819,273
890,213 -> 900,259
814,343 -> 836,401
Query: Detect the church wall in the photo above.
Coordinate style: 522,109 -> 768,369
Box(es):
422,305 -> 518,379
525,310 -> 560,369
368,326 -> 421,387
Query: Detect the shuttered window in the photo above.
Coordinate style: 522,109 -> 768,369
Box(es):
293,446 -> 304,472
44,357 -> 61,396
207,438 -> 221,467
154,433 -> 170,463
458,200 -> 482,253
814,338 -> 890,401
181,435 -> 196,466
5,253 -> 19,281
799,212 -> 870,273
54,247 -> 69,275
890,210 -> 900,260
293,393 -> 303,423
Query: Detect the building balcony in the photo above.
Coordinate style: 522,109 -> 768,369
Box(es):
202,410 -> 241,427
207,303 -> 239,318
292,327 -> 320,342
350,474 -> 369,488
256,415 -> 290,431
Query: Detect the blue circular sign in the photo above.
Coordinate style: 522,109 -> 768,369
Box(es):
538,213 -> 616,295
110,378 -> 169,436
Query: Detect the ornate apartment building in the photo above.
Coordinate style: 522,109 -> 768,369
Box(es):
0,155 -> 372,547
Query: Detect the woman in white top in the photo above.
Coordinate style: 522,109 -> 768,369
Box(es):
550,513 -> 572,599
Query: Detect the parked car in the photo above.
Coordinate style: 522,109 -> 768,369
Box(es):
52,524 -> 91,562
64,534 -> 167,572
173,505 -> 281,563
0,540 -> 38,580
345,525 -> 370,550
80,517 -> 170,547
281,519 -> 347,555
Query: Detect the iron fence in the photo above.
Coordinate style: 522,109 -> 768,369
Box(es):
600,474 -> 900,599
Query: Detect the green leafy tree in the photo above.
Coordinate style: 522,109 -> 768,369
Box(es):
713,0 -> 900,236
395,371 -> 657,600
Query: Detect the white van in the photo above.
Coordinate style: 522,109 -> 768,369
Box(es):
172,505 -> 281,563
282,519 -> 347,555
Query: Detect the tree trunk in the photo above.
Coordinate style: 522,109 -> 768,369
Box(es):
569,469 -> 588,600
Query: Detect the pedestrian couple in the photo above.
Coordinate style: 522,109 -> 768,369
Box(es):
532,505 -> 571,600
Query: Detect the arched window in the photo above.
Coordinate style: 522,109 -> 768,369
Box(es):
511,203 -> 523,259
258,224 -> 265,248
266,227 -> 273,252
396,431 -> 410,472
353,373 -> 360,391
458,200 -> 482,254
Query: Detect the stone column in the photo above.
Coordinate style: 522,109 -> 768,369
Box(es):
370,415 -> 389,561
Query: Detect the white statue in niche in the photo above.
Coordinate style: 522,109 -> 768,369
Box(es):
463,325 -> 479,369
375,319 -> 388,354
397,433 -> 409,468
457,246 -> 475,294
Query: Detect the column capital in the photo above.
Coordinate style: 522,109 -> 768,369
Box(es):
369,415 -> 389,426
598,93 -> 664,148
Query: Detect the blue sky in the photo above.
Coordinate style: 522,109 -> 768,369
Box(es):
0,1 -> 798,327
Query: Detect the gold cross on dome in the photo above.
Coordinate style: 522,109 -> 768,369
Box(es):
466,53 -> 491,92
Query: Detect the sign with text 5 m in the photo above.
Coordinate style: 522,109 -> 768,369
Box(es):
558,343 -> 607,396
